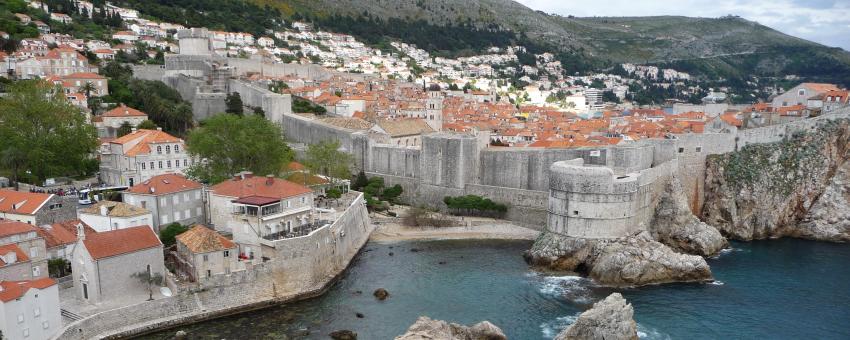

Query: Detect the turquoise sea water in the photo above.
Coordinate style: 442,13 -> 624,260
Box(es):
142,238 -> 850,339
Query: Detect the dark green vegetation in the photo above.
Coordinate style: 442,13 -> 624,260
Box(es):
185,113 -> 295,184
110,0 -> 283,37
443,194 -> 507,217
292,96 -> 327,114
0,81 -> 98,185
352,175 -> 403,210
99,62 -> 194,136
159,222 -> 189,247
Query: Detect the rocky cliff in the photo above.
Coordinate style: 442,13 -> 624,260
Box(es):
651,177 -> 728,256
525,231 -> 712,287
702,119 -> 850,241
554,293 -> 638,340
796,161 -> 850,241
394,316 -> 507,340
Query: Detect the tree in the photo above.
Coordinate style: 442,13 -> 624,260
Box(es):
186,114 -> 294,183
117,121 -> 133,137
137,120 -> 158,130
131,268 -> 163,301
0,81 -> 98,184
80,81 -> 96,98
304,140 -> 352,184
225,92 -> 244,115
326,187 -> 342,206
353,170 -> 369,190
159,222 -> 188,247
48,258 -> 70,278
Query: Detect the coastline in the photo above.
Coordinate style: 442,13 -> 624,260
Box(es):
369,220 -> 541,242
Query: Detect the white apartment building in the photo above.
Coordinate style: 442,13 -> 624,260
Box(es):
99,129 -> 192,186
0,278 -> 61,340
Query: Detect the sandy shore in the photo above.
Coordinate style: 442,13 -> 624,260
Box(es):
369,220 -> 541,242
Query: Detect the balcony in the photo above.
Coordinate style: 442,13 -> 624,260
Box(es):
261,220 -> 331,241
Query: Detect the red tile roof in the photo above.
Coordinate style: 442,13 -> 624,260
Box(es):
0,220 -> 38,238
0,278 -> 56,302
36,220 -> 93,249
83,226 -> 161,260
103,104 -> 148,118
0,190 -> 53,215
126,174 -> 201,196
111,129 -> 182,156
0,244 -> 29,267
211,175 -> 312,199
175,225 -> 235,254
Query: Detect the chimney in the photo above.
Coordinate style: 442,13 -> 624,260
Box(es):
156,127 -> 163,131
100,204 -> 108,216
265,174 -> 274,186
76,223 -> 86,241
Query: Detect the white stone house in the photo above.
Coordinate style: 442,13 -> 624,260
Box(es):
99,129 -> 192,186
122,174 -> 204,231
77,201 -> 153,233
174,225 -> 240,282
208,173 -> 314,262
71,226 -> 165,305
0,221 -> 48,282
0,278 -> 61,340
772,83 -> 839,108
94,104 -> 149,138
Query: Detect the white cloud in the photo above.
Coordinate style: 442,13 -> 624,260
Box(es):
515,0 -> 850,50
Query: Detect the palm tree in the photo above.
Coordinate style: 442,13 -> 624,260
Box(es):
80,82 -> 96,98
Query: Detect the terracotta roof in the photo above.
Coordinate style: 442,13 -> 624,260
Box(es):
376,118 -> 435,137
0,278 -> 56,302
211,174 -> 312,199
111,129 -> 182,156
36,220 -> 93,249
82,226 -> 161,260
800,83 -> 840,93
319,117 -> 374,131
126,174 -> 201,196
0,220 -> 38,238
285,172 -> 330,186
176,225 -> 235,254
0,190 -> 53,215
63,72 -> 105,80
285,161 -> 306,172
80,201 -> 150,218
103,104 -> 148,118
0,244 -> 29,267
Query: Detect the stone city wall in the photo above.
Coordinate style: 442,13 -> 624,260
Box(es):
53,193 -> 373,340
228,79 -> 292,125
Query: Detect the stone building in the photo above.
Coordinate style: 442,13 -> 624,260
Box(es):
99,129 -> 192,186
0,221 -> 48,281
122,174 -> 204,231
94,104 -> 149,138
208,172 -> 313,262
71,226 -> 165,305
0,190 -> 76,225
0,278 -> 61,340
771,83 -> 839,109
174,225 -> 240,282
78,201 -> 153,233
371,118 -> 435,147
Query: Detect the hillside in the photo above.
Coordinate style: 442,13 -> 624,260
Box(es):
262,0 -> 850,83
107,0 -> 850,84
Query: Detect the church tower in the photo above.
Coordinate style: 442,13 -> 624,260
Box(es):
426,84 -> 443,131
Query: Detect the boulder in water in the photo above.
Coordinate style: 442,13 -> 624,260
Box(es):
330,330 -> 357,340
394,316 -> 506,340
373,288 -> 390,300
554,293 -> 638,340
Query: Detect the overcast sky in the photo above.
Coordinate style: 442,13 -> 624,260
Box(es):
515,0 -> 850,51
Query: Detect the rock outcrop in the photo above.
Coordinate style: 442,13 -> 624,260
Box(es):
525,231 -> 712,287
703,119 -> 850,241
796,161 -> 850,242
394,316 -> 506,340
554,293 -> 638,340
651,177 -> 727,256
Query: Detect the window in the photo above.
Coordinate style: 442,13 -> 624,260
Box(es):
183,159 -> 188,167
32,266 -> 40,277
798,89 -> 805,96
157,146 -> 162,154
18,313 -> 24,323
160,215 -> 169,224
174,211 -> 181,221
141,201 -> 147,209
150,162 -> 154,170
173,195 -> 179,204
203,254 -> 209,262
196,207 -> 202,216
160,197 -> 166,207
42,321 -> 49,329
166,145 -> 171,154
22,328 -> 29,337
30,247 -> 38,258
33,307 -> 40,317
184,209 -> 191,218
695,147 -> 702,153
223,250 -> 230,257
158,161 -> 163,169
184,193 -> 189,201
167,160 -> 171,168
195,191 -> 201,199
141,162 -> 146,170
678,147 -> 684,153
175,145 -> 179,153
